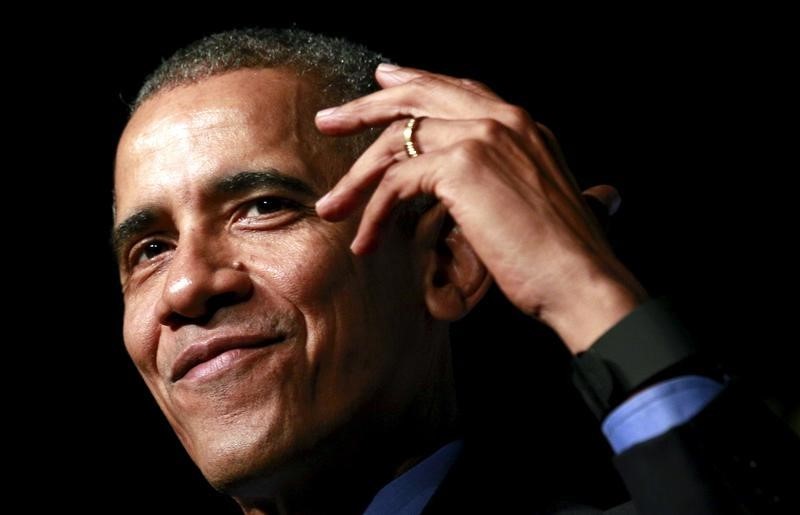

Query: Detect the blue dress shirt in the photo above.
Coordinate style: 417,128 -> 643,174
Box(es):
363,440 -> 463,515
361,378 -> 723,514
602,375 -> 724,453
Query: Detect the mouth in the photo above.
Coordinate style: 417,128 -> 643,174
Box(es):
170,335 -> 285,383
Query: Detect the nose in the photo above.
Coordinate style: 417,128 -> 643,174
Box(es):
156,239 -> 253,327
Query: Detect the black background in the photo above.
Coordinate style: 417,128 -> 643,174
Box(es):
36,11 -> 797,513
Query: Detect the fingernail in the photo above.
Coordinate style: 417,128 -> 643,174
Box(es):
377,63 -> 400,72
317,191 -> 334,208
316,107 -> 339,119
351,238 -> 371,255
351,234 -> 378,255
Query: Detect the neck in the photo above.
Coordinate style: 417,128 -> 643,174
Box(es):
234,340 -> 460,515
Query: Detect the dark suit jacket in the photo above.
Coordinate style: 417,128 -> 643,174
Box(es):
421,386 -> 799,514
422,300 -> 800,514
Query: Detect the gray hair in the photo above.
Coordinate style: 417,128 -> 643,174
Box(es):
133,28 -> 390,159
129,27 -> 434,230
134,27 -> 386,112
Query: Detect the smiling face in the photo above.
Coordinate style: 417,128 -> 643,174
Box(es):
114,68 -> 434,493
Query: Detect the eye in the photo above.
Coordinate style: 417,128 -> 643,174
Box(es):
243,197 -> 298,217
133,240 -> 172,266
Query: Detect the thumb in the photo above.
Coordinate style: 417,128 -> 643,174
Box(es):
582,184 -> 622,232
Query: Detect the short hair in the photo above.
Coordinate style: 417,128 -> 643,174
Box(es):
134,27 -> 386,111
132,28 -> 386,158
128,28 -> 433,230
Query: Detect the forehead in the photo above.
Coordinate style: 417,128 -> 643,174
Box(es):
114,68 -> 335,221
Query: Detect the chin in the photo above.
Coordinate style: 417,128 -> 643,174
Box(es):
186,401 -> 371,502
192,425 -> 300,494
178,398 -> 328,495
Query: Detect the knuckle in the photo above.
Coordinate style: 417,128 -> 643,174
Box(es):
454,139 -> 486,163
388,118 -> 409,137
341,96 -> 364,111
382,165 -> 402,185
398,179 -> 419,200
501,104 -> 532,132
408,75 -> 438,90
474,118 -> 506,140
416,75 -> 438,86
459,78 -> 489,92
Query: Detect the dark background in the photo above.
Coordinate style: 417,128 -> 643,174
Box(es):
39,11 -> 796,513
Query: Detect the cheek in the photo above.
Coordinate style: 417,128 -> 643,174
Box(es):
249,226 -> 363,334
247,226 -> 390,391
122,287 -> 163,378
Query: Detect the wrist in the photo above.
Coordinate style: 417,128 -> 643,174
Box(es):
541,260 -> 649,354
571,297 -> 706,420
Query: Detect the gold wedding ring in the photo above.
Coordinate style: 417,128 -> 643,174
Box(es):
403,117 -> 422,158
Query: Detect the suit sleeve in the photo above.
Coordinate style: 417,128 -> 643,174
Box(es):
613,381 -> 800,514
574,299 -> 800,515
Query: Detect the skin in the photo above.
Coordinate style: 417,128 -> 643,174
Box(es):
316,64 -> 649,353
115,69 -> 465,514
115,64 -> 647,514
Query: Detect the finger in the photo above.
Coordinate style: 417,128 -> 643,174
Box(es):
318,117 -> 542,223
350,142 -> 537,256
315,73 -> 511,136
349,149 -> 450,254
318,117 -> 475,221
375,64 -> 502,100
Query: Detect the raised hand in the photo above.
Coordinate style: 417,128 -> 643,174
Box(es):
316,64 -> 648,353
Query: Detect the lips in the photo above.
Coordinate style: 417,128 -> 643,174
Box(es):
170,335 -> 284,382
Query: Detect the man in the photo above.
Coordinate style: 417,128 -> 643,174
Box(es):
113,28 -> 798,514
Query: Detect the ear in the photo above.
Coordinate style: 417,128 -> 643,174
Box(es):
416,205 -> 493,321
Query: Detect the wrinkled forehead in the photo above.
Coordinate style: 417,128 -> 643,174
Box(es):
114,68 -> 344,219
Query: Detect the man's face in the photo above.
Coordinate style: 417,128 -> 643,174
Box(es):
114,69 -> 428,489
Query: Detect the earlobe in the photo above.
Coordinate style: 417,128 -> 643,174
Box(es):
419,208 -> 492,321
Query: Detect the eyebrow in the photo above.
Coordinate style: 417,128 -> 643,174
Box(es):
112,169 -> 317,260
112,208 -> 158,260
213,169 -> 316,197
